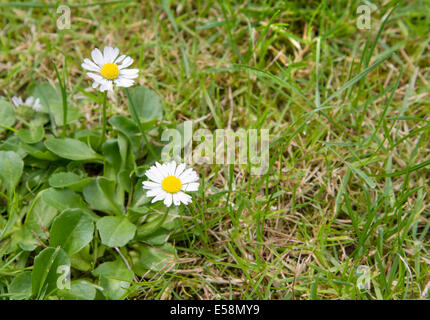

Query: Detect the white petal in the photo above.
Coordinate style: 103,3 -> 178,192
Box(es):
172,193 -> 181,206
100,80 -> 113,92
86,72 -> 103,82
114,78 -> 135,87
142,181 -> 161,189
146,187 -> 163,197
33,98 -> 42,111
118,56 -> 133,69
91,48 -> 104,66
155,162 -> 168,178
182,182 -> 199,192
12,96 -> 22,107
118,71 -> 138,80
110,48 -> 120,63
25,96 -> 34,105
119,68 -> 138,76
120,73 -> 138,80
166,161 -> 176,176
179,169 -> 199,184
82,58 -> 101,72
176,192 -> 192,205
115,55 -> 126,64
163,194 -> 173,207
145,167 -> 163,183
175,163 -> 186,177
103,46 -> 114,63
151,190 -> 168,203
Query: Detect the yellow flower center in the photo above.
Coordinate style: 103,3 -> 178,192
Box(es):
100,63 -> 119,80
161,176 -> 182,194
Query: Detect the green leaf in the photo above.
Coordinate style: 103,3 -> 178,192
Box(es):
131,180 -> 151,207
31,82 -> 81,125
48,172 -> 83,186
109,115 -> 142,153
102,139 -> 122,173
0,99 -> 16,132
138,243 -> 176,272
57,280 -> 97,300
31,247 -> 70,299
42,188 -> 88,212
45,137 -> 102,161
96,216 -> 136,247
50,209 -> 94,255
126,86 -> 163,123
92,260 -> 134,300
136,212 -> 169,238
0,136 -> 25,156
0,151 -> 24,193
14,225 -> 38,251
25,195 -> 58,240
9,272 -> 32,300
70,252 -> 92,272
48,172 -> 92,191
75,129 -> 102,150
17,125 -> 44,144
29,149 -> 60,161
138,228 -> 170,246
83,177 -> 124,215
93,260 -> 134,280
348,164 -> 377,189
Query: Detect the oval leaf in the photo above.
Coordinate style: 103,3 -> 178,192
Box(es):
45,137 -> 102,161
50,209 -> 94,255
31,247 -> 70,299
0,99 -> 16,132
127,86 -> 163,123
17,125 -> 44,144
92,260 -> 134,300
31,82 -> 82,125
83,177 -> 124,215
9,272 -> 32,300
138,243 -> 175,272
57,280 -> 97,300
96,216 -> 136,247
0,151 -> 24,193
48,172 -> 92,191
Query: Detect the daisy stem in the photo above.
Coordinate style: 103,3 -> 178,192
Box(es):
53,61 -> 68,138
101,91 -> 108,146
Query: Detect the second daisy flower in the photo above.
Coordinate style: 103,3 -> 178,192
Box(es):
81,46 -> 138,92
143,161 -> 200,207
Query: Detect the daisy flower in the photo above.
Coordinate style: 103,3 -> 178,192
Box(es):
81,46 -> 138,92
143,161 -> 200,207
12,96 -> 42,112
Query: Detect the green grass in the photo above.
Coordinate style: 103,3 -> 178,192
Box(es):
0,0 -> 430,300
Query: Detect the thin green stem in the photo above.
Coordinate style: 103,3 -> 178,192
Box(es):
53,61 -> 68,138
101,91 -> 108,146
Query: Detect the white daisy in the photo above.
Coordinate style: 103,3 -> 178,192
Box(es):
11,95 -> 42,112
142,161 -> 200,207
11,96 -> 23,107
81,46 -> 138,92
31,97 -> 42,111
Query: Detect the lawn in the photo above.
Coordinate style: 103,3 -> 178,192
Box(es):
0,0 -> 429,300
